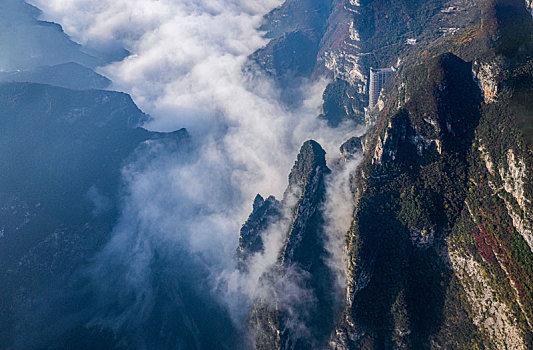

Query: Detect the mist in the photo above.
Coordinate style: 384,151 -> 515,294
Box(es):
27,0 -> 360,345
322,154 -> 364,298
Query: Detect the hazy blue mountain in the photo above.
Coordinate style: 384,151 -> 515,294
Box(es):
0,62 -> 111,90
0,81 -> 185,270
0,0 -> 99,71
0,82 -> 193,348
252,0 -> 333,80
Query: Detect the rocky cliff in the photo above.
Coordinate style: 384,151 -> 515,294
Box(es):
335,0 -> 533,347
239,141 -> 338,349
242,0 -> 533,348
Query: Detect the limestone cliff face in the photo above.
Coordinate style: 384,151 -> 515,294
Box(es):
491,148 -> 533,252
473,59 -> 503,103
448,250 -> 526,349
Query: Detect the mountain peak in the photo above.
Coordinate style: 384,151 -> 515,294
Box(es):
288,140 -> 327,187
253,193 -> 265,211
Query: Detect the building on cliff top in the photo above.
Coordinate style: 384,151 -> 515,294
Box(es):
368,67 -> 396,108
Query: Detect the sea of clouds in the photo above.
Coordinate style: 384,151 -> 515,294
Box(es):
28,0 -> 362,346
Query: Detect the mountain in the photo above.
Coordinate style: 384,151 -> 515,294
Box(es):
241,0 -> 533,348
0,82 -> 191,348
0,0 -> 99,71
240,140 -> 336,349
251,0 -> 334,83
0,0 -> 127,90
0,82 -> 240,350
1,0 -> 533,348
0,3 -> 242,349
328,0 -> 533,347
0,62 -> 111,90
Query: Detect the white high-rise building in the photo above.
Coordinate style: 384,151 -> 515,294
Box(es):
368,67 -> 396,108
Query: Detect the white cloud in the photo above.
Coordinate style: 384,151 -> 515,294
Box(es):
322,154 -> 364,295
28,0 -> 360,340
29,0 -> 359,245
